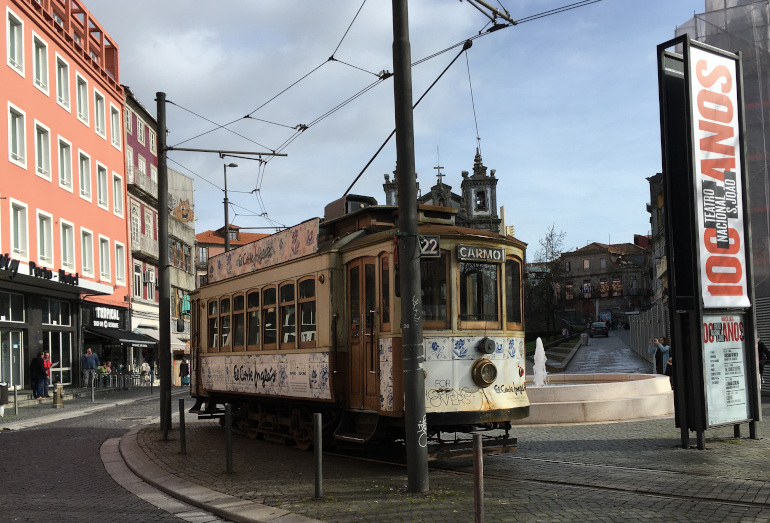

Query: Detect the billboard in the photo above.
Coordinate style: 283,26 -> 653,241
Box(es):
688,46 -> 750,309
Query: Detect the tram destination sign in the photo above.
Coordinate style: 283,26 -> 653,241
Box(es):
419,236 -> 440,257
457,245 -> 504,262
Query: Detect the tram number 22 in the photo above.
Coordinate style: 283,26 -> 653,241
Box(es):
419,236 -> 440,258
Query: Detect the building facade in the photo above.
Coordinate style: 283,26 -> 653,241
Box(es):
556,241 -> 652,328
195,226 -> 267,288
0,0 -> 136,388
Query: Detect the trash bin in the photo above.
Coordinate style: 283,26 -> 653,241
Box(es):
580,332 -> 589,346
0,382 -> 8,405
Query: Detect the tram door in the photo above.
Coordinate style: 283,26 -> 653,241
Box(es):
0,331 -> 23,389
347,258 -> 379,410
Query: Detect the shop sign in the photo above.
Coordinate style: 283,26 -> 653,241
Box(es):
0,253 -> 20,278
93,306 -> 121,329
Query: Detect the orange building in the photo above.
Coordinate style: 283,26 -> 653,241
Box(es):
0,0 -> 145,390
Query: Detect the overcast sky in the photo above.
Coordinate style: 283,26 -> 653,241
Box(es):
85,0 -> 704,252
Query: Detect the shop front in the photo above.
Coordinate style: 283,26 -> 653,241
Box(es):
82,304 -> 156,377
0,260 -> 111,389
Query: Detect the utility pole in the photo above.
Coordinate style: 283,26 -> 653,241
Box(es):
156,92 -> 172,432
392,0 -> 429,493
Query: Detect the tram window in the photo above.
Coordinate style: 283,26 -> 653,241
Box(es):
459,261 -> 499,324
350,266 -> 360,331
247,290 -> 260,349
232,294 -> 245,351
220,297 -> 231,351
421,253 -> 447,325
208,300 -> 219,352
380,255 -> 390,330
280,282 -> 296,348
299,278 -> 316,347
505,259 -> 522,325
262,287 -> 277,348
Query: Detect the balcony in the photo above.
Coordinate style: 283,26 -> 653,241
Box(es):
132,232 -> 159,261
127,167 -> 158,201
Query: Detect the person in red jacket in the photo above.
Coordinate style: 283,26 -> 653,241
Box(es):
43,351 -> 53,398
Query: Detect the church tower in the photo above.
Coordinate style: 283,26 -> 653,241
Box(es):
460,149 -> 500,233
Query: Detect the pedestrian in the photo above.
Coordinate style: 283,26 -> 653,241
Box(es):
29,351 -> 46,399
42,351 -> 53,398
180,360 -> 190,386
648,337 -> 671,375
81,348 -> 100,388
140,360 -> 150,383
758,336 -> 770,384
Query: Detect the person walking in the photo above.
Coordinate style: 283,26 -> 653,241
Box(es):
758,336 -> 770,384
29,352 -> 46,399
81,348 -> 100,388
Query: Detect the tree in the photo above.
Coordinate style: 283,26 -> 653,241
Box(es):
525,223 -> 567,338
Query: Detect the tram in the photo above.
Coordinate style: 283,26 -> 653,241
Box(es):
189,195 -> 529,456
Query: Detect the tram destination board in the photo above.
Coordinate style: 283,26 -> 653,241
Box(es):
420,236 -> 440,257
457,244 -> 505,262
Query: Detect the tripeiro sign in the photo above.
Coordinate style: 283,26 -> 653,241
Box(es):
688,45 -> 750,309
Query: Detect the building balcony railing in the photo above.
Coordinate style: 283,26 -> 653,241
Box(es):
131,232 -> 159,261
127,167 -> 158,201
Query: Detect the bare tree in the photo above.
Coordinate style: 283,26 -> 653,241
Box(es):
526,223 -> 567,338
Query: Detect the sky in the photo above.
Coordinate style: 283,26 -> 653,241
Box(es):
85,0 -> 706,253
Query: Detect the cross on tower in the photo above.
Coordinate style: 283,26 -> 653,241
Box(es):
434,164 -> 445,185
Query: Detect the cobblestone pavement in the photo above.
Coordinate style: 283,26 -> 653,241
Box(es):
133,402 -> 770,522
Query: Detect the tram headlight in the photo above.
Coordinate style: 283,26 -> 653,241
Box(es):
471,358 -> 497,388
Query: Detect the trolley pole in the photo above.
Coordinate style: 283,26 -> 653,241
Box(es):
157,92 -> 172,433
392,0 -> 429,493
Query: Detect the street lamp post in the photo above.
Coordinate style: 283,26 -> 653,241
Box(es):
223,162 -> 237,252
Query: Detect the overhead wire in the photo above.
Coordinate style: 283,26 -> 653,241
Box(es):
465,51 -> 482,157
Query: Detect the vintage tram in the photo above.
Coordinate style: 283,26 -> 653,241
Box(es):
189,195 -> 529,455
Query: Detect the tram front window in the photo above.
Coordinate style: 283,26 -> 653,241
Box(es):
460,261 -> 498,322
421,254 -> 447,323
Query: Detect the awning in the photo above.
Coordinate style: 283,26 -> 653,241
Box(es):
135,328 -> 187,351
84,327 -> 157,348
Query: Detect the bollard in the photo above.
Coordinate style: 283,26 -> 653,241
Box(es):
52,383 -> 64,409
91,375 -> 95,403
14,386 -> 18,416
162,391 -> 170,441
314,412 -> 323,499
179,398 -> 187,454
473,434 -> 484,523
225,404 -> 233,474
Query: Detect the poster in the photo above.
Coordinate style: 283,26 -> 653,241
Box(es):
688,45 -> 750,308
703,313 -> 751,426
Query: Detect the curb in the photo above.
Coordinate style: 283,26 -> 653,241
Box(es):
118,424 -> 323,523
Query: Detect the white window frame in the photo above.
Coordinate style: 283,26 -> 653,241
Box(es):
133,262 -> 143,298
60,219 -> 75,271
124,107 -> 132,135
80,227 -> 94,277
125,145 -> 133,175
144,209 -> 153,239
96,162 -> 108,210
109,103 -> 121,150
112,172 -> 124,217
8,101 -> 26,168
57,135 -> 72,192
137,154 -> 146,176
136,117 -> 145,145
114,242 -> 126,286
34,120 -> 51,180
146,269 -> 155,301
76,73 -> 88,125
32,31 -> 48,94
94,88 -> 106,138
149,130 -> 157,156
150,164 -> 157,183
99,235 -> 110,281
78,150 -> 91,201
55,52 -> 70,111
10,199 -> 28,261
7,7 -> 24,77
36,209 -> 54,266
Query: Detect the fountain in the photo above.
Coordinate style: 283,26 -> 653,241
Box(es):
532,337 -> 548,387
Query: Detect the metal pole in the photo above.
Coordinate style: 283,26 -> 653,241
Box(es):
392,0 -> 429,493
157,92 -> 172,433
179,398 -> 187,454
90,374 -> 94,403
314,412 -> 323,499
13,386 -> 18,415
162,391 -> 169,440
473,434 -> 484,523
225,404 -> 233,474
224,163 -> 230,252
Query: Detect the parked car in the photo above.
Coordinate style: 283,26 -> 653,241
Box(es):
588,321 -> 609,337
